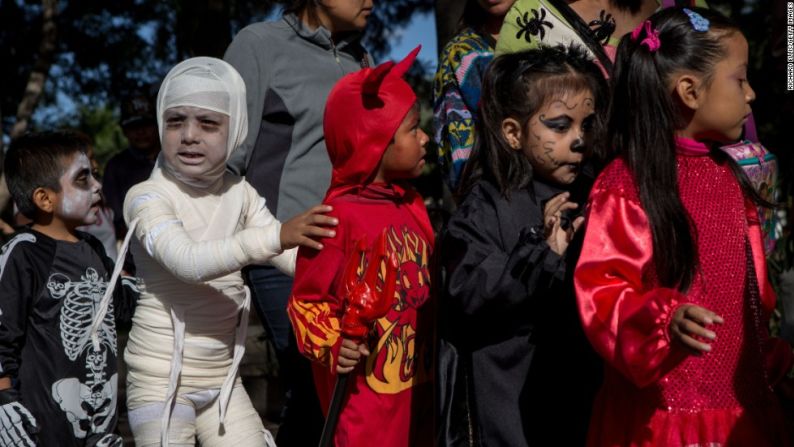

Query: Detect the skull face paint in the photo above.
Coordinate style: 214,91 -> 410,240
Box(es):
521,90 -> 596,185
57,152 -> 102,225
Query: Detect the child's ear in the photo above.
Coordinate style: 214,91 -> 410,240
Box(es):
501,118 -> 523,151
31,187 -> 57,214
673,73 -> 703,110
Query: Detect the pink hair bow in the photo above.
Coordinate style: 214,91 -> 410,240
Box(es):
631,20 -> 661,52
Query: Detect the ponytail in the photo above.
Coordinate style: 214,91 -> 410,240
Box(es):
609,8 -> 741,291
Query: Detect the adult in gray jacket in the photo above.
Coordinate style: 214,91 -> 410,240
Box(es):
224,1 -> 372,445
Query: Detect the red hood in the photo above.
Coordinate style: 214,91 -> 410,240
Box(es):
323,46 -> 420,202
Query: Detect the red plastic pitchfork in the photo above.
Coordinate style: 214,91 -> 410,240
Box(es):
318,229 -> 399,447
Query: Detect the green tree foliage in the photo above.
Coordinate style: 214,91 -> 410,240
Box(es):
76,105 -> 127,173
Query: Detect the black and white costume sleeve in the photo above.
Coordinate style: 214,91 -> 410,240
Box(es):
0,229 -> 125,446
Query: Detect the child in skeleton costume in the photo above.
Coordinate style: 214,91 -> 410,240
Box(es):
120,57 -> 337,446
0,131 -> 138,447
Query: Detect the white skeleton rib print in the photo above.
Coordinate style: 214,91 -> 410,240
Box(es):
47,267 -> 118,438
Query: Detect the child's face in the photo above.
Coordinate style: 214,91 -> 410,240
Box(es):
85,145 -> 100,179
162,106 -> 229,180
378,105 -> 429,181
54,152 -> 102,226
517,90 -> 595,185
689,34 -> 755,143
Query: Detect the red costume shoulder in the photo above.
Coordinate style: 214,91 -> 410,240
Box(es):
590,157 -> 640,203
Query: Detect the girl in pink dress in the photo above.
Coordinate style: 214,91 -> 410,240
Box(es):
575,8 -> 793,446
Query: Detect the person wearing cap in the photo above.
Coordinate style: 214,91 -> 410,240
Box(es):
120,57 -> 337,446
288,47 -> 435,447
102,92 -> 161,239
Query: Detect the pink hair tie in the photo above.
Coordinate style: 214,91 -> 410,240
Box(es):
630,20 -> 661,52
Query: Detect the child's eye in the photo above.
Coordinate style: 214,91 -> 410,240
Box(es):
581,117 -> 595,132
201,120 -> 221,131
165,119 -> 182,129
541,117 -> 572,133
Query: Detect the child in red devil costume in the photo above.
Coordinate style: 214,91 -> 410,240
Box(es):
288,47 -> 435,447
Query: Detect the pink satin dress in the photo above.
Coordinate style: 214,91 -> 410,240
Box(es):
574,138 -> 793,446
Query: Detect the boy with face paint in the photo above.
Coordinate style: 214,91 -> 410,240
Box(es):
0,131 -> 138,446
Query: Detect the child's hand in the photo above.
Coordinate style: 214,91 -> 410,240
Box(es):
337,338 -> 370,374
669,304 -> 724,354
280,205 -> 338,250
0,388 -> 37,446
543,192 -> 584,255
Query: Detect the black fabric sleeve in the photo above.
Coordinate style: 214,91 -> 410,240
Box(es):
441,198 -> 565,318
113,274 -> 139,328
0,242 -> 38,379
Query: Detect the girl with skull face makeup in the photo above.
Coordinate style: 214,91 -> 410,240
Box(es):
439,45 -> 608,446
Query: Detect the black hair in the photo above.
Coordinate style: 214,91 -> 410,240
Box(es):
283,0 -> 310,14
459,1 -> 488,32
459,44 -> 609,198
5,130 -> 89,219
284,0 -> 319,25
609,7 -> 759,292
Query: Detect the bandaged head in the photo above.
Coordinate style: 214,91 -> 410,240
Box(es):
155,57 -> 247,189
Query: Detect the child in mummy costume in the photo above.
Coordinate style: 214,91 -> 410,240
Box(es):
120,57 -> 337,446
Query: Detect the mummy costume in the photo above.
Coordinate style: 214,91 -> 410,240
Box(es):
0,229 -> 137,446
121,57 -> 290,446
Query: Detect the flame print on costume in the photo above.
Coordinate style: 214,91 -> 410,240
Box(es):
47,268 -> 118,439
365,225 -> 431,394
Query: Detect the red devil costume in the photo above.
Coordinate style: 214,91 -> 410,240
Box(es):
288,47 -> 435,447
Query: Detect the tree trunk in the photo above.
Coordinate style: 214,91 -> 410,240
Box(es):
10,0 -> 59,139
434,0 -> 466,55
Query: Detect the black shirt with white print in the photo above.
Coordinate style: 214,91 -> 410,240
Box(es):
0,228 -> 137,446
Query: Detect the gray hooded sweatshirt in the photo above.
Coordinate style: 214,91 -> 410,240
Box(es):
224,14 -> 370,220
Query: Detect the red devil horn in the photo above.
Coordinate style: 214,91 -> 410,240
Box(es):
391,45 -> 421,78
362,61 -> 395,97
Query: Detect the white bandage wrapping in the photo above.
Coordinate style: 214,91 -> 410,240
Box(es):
124,182 -> 283,284
122,56 -> 294,446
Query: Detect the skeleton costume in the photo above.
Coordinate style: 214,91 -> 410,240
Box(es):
121,57 -> 289,446
0,229 -> 137,446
